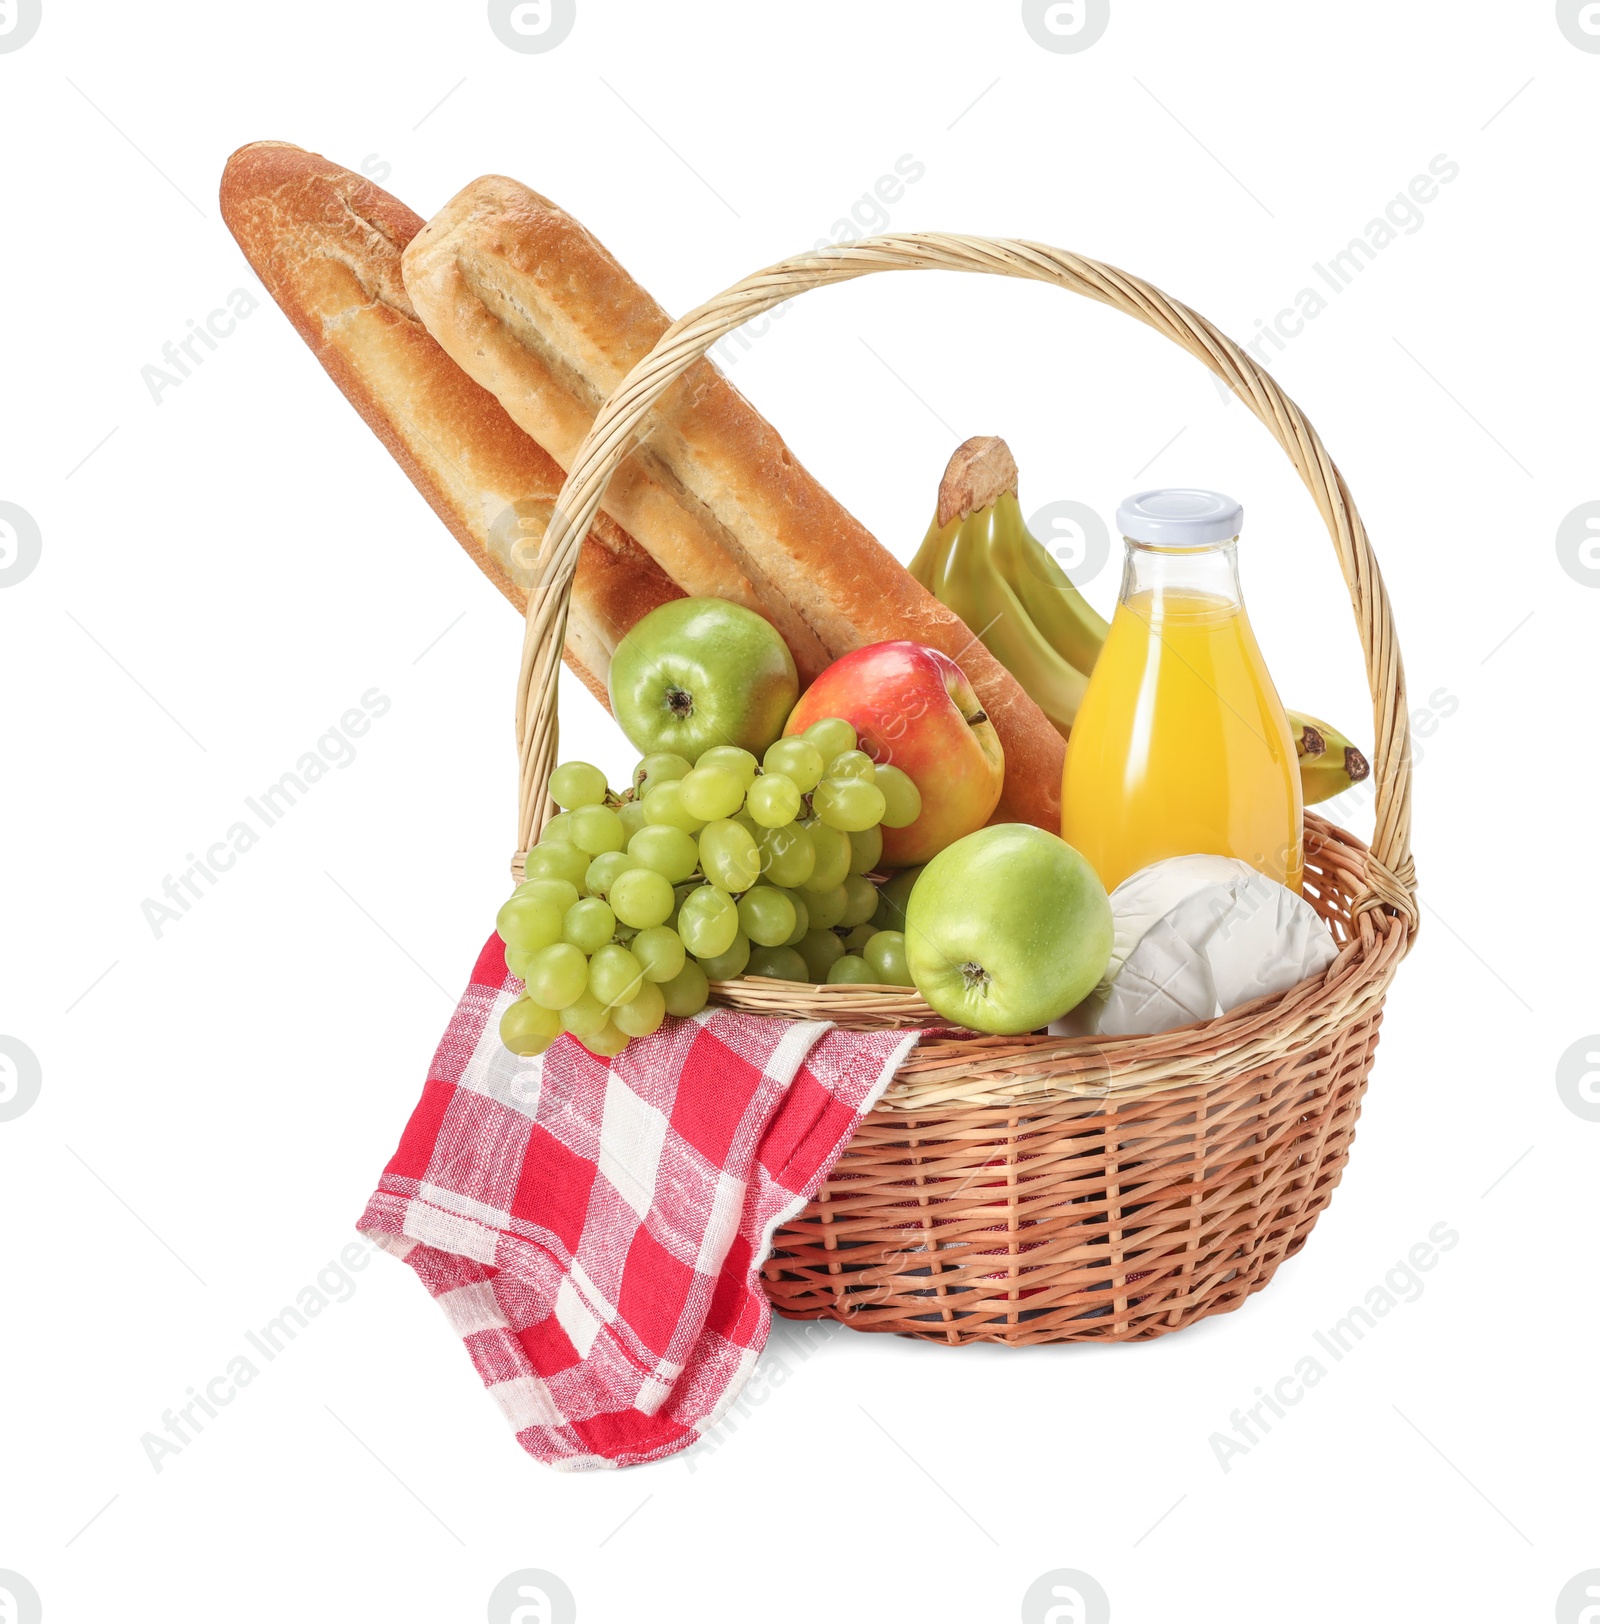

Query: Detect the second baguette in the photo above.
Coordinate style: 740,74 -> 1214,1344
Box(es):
402,176 -> 1065,831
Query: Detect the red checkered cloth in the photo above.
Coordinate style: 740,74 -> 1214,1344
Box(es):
358,935 -> 920,1471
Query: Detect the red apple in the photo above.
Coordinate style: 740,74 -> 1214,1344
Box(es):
785,641 -> 1005,867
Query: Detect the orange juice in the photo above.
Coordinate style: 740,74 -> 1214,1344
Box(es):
1060,491 -> 1302,894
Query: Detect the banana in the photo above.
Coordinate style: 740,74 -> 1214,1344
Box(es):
984,488 -> 1109,677
1286,712 -> 1328,759
912,436 -> 1372,806
1286,711 -> 1372,805
910,502 -> 1088,737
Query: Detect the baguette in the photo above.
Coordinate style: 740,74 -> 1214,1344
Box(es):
401,176 -> 1065,830
217,142 -> 681,702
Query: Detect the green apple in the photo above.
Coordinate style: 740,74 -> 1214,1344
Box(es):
904,824 -> 1112,1034
609,598 -> 798,762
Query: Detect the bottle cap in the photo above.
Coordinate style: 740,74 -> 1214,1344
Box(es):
1117,488 -> 1243,548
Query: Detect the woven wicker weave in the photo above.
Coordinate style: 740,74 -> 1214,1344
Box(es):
515,236 -> 1418,1346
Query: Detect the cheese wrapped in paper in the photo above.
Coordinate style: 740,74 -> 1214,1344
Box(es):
1067,855 -> 1338,1037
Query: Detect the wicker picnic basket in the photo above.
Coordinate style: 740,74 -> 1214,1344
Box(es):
516,236 -> 1418,1347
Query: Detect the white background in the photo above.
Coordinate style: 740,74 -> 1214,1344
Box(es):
1,2 -> 1594,1620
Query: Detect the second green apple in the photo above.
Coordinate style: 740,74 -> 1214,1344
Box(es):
905,824 -> 1113,1034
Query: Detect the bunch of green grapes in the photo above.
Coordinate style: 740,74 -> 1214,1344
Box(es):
494,717 -> 924,1062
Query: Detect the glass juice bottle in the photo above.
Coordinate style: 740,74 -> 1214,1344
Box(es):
1060,489 -> 1303,894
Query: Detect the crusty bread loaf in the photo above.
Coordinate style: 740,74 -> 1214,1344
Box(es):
218,143 -> 681,702
401,176 -> 1065,829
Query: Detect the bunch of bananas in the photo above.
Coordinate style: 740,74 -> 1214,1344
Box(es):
909,437 -> 1370,806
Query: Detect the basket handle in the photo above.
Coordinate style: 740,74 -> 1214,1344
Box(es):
515,234 -> 1417,927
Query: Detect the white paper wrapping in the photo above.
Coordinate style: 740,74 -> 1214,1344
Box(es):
1058,855 -> 1339,1038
